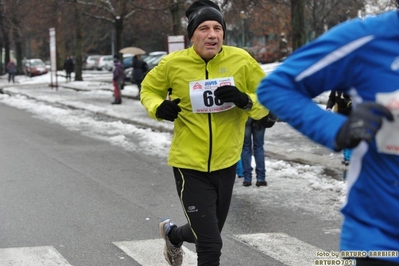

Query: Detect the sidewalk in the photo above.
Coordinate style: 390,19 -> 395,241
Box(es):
0,78 -> 346,179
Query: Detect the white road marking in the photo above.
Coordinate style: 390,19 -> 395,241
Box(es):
0,233 -> 330,265
113,239 -> 197,265
233,233 -> 327,266
0,246 -> 72,266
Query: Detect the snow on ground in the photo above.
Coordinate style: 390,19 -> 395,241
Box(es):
0,69 -> 347,222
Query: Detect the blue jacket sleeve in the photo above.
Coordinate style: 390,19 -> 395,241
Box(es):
256,19 -> 366,150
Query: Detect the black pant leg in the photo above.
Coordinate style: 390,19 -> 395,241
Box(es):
172,165 -> 236,266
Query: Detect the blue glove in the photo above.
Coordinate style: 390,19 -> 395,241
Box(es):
155,98 -> 181,121
214,85 -> 249,108
334,102 -> 393,150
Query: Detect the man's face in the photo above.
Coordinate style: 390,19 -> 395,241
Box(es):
191,20 -> 223,61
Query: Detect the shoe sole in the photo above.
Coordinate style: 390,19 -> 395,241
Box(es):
159,218 -> 171,240
159,219 -> 179,266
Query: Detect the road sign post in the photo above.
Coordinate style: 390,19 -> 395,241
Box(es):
49,28 -> 58,90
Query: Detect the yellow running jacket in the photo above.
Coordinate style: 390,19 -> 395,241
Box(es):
141,45 -> 269,172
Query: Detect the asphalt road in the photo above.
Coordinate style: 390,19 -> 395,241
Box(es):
0,97 -> 343,265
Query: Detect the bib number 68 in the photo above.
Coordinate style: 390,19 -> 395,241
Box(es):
203,91 -> 224,107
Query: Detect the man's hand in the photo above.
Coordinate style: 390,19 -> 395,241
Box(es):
214,85 -> 248,108
155,98 -> 181,121
334,102 -> 394,150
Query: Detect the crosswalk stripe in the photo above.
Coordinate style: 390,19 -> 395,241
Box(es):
0,246 -> 72,266
113,239 -> 197,265
233,233 -> 326,266
0,233 -> 328,265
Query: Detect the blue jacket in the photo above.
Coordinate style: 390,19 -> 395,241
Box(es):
257,11 -> 399,263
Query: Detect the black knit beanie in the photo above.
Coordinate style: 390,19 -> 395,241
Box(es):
186,0 -> 226,40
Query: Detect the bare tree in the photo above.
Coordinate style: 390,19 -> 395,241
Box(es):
70,1 -> 83,81
76,0 -> 137,55
291,0 -> 305,50
364,0 -> 397,15
0,0 -> 378,70
169,0 -> 184,35
2,0 -> 36,74
306,0 -> 364,40
0,2 -> 10,74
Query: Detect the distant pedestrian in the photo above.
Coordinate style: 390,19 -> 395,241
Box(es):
326,90 -> 353,165
6,59 -> 17,83
112,54 -> 124,104
132,54 -> 148,95
64,55 -> 74,81
239,47 -> 273,187
241,114 -> 276,187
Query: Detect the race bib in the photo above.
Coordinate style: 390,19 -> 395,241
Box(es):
375,90 -> 399,155
189,77 -> 236,113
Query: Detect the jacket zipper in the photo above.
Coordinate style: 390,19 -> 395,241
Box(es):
205,64 -> 212,172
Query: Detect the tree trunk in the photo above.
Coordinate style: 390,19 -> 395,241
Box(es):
291,0 -> 306,51
74,2 -> 83,81
170,0 -> 183,35
55,1 -> 66,71
0,9 -> 5,74
14,35 -> 23,75
0,4 -> 11,74
11,15 -> 23,74
114,17 -> 124,55
4,39 -> 10,73
0,42 -> 3,74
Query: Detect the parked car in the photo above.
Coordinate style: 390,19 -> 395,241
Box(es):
83,55 -> 101,70
95,55 -> 113,71
144,51 -> 167,69
124,67 -> 133,83
146,53 -> 167,69
122,54 -> 134,69
123,51 -> 167,84
23,58 -> 48,77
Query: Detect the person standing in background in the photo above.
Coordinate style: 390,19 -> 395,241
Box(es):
326,90 -> 353,165
64,55 -> 74,82
112,54 -> 124,105
241,115 -> 277,187
132,54 -> 148,97
6,59 -> 17,83
239,47 -> 272,187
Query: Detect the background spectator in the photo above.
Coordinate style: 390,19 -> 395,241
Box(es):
64,55 -> 74,82
6,59 -> 17,83
112,54 -> 124,104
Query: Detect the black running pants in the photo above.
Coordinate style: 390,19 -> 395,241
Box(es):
169,165 -> 236,266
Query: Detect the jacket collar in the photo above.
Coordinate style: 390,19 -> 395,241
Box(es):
189,45 -> 224,64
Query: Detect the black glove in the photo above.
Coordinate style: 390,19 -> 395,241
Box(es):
334,102 -> 393,150
155,98 -> 181,121
214,85 -> 249,108
261,112 -> 278,128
